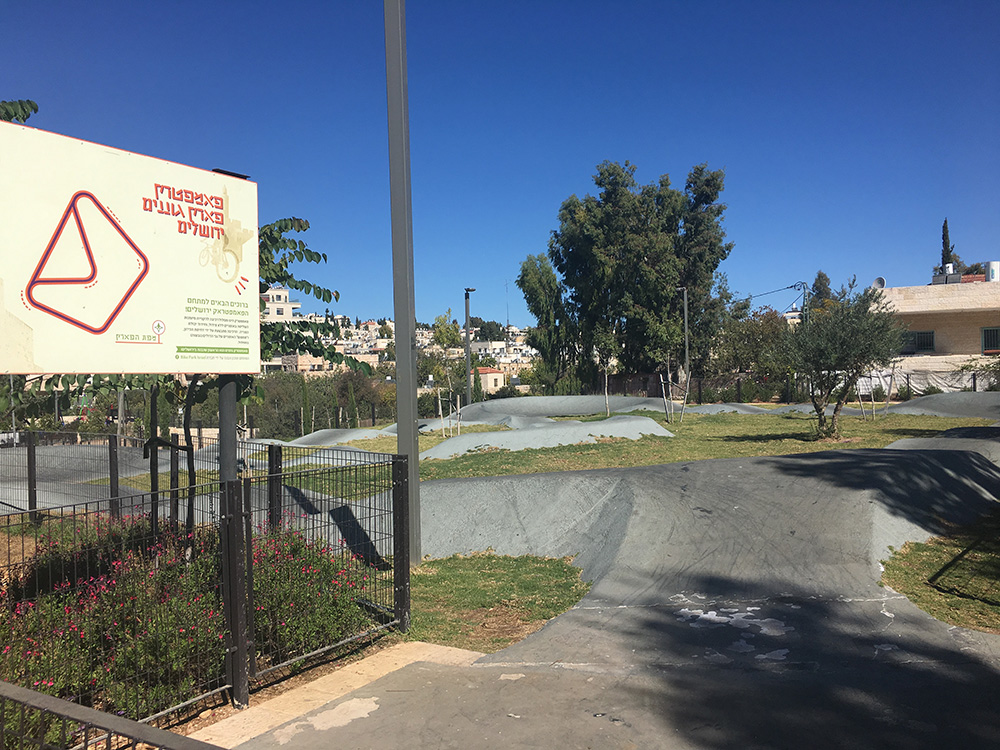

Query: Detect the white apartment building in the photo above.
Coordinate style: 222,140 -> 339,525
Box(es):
260,285 -> 301,323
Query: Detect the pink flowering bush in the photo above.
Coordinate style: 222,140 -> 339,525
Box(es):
0,511 -> 376,724
250,523 -> 371,669
0,517 -> 226,720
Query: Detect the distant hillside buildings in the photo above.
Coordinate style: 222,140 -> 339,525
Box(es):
260,284 -> 538,390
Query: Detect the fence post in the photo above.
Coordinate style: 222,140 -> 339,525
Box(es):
243,476 -> 257,679
267,445 -> 282,531
26,432 -> 39,525
196,420 -> 203,450
697,378 -> 703,405
169,435 -> 180,533
371,402 -> 376,427
221,478 -> 250,708
108,435 -> 120,519
973,372 -> 977,392
149,385 -> 159,539
736,378 -> 743,403
392,455 -> 411,632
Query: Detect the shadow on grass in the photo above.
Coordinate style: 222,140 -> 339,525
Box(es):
881,427 -> 969,439
718,431 -> 815,444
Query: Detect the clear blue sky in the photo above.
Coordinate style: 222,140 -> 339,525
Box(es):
4,1 -> 998,327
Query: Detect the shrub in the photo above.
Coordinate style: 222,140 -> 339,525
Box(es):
921,385 -> 944,396
0,519 -> 226,720
0,512 -> 374,722
250,524 -> 370,669
895,385 -> 913,401
488,385 -> 521,400
698,385 -> 719,404
871,385 -> 887,402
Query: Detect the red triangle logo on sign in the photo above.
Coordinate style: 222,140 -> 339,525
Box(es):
26,191 -> 150,334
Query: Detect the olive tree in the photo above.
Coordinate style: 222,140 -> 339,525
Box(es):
788,282 -> 904,438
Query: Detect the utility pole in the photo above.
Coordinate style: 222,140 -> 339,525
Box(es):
464,287 -> 475,408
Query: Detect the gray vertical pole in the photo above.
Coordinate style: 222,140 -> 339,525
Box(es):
385,0 -> 421,565
219,374 -> 249,708
169,434 -> 180,533
149,384 -> 159,538
26,431 -> 38,525
267,444 -> 282,531
392,455 -> 411,631
108,434 -> 120,519
465,289 -> 473,407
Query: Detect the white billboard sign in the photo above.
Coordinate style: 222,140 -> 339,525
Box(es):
0,123 -> 259,374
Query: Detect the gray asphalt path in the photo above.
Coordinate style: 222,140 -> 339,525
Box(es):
238,439 -> 1000,749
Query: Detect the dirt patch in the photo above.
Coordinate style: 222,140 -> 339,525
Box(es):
475,602 -> 545,643
0,527 -> 38,572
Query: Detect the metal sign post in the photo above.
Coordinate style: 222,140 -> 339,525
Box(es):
385,0 -> 421,565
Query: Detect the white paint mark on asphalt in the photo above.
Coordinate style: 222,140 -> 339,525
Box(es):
704,649 -> 733,665
674,608 -> 794,637
272,697 -> 380,745
500,673 -> 524,681
755,649 -> 790,661
874,644 -> 898,657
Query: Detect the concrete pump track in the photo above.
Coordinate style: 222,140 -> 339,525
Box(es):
227,393 -> 1000,750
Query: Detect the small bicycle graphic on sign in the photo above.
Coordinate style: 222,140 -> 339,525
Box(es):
198,244 -> 240,283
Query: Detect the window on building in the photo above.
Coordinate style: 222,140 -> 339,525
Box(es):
983,328 -> 1000,354
902,331 -> 934,354
276,308 -> 284,316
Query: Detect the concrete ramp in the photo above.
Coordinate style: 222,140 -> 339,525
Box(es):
239,442 -> 1000,750
423,449 -> 1000,602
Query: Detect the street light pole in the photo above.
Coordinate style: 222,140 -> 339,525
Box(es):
464,287 -> 475,408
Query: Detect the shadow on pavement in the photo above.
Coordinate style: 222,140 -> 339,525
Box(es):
761,449 -> 1000,535
618,573 -> 1000,750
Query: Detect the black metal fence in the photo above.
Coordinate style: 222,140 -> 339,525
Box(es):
0,432 -> 409,734
0,679 -> 222,750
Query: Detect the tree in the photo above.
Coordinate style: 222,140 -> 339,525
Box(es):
788,281 -> 904,438
474,320 -> 504,342
941,218 -> 954,271
713,306 -> 791,382
431,309 -> 462,351
0,99 -> 38,123
810,271 -> 833,306
472,367 -> 484,402
538,160 -> 733,388
933,218 -> 984,276
516,255 -> 576,394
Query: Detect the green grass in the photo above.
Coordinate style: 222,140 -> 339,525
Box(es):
343,423 -> 509,456
86,469 -> 222,493
416,411 -> 992,481
881,510 -> 1000,634
282,463 -> 393,500
405,552 -> 590,652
